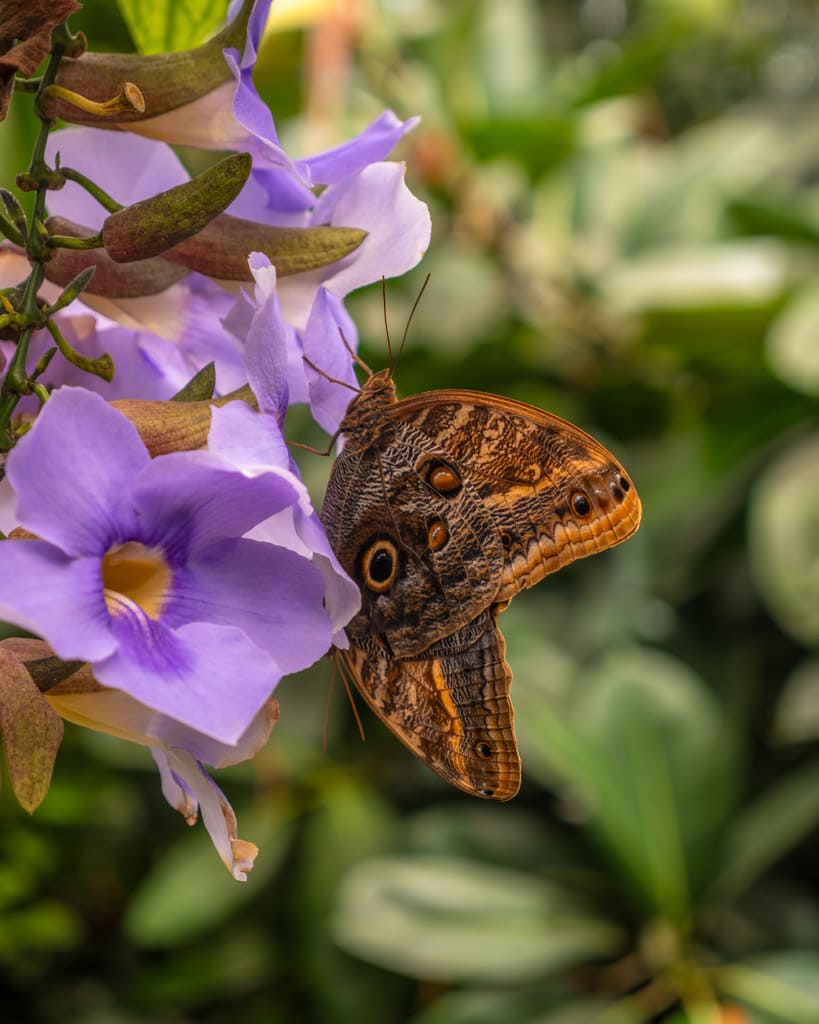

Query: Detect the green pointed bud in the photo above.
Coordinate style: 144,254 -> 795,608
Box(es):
44,217 -> 190,297
0,188 -> 28,241
111,385 -> 256,456
51,0 -> 254,127
171,362 -> 216,402
45,266 -> 96,313
164,214 -> 369,280
102,153 -> 252,263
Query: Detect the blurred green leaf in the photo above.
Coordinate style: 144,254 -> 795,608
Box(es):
459,115 -> 575,179
124,802 -> 292,948
772,658 -> 819,745
517,647 -> 736,919
709,758 -> 819,903
115,0 -> 229,53
749,434 -> 819,647
411,987 -> 644,1024
765,285 -> 819,396
717,952 -> 819,1024
332,855 -> 624,983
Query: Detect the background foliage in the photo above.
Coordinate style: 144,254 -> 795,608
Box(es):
2,0 -> 819,1021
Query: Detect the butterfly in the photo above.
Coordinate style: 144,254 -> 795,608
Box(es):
320,367 -> 641,800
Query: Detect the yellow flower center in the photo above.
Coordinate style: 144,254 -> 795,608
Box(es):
102,542 -> 172,620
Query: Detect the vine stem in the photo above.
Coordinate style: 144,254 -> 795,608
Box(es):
0,25 -> 71,448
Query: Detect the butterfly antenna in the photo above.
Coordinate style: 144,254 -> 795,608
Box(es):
302,354 -> 360,394
338,326 -> 374,378
382,276 -> 395,373
397,273 -> 430,366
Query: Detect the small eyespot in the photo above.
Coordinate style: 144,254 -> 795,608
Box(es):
424,461 -> 462,495
572,492 -> 591,517
476,741 -> 493,759
499,529 -> 513,549
480,788 -> 495,797
361,539 -> 399,592
611,484 -> 624,502
618,474 -> 631,493
428,517 -> 449,552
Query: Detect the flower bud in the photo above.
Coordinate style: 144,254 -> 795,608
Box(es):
163,215 -> 368,281
50,0 -> 253,130
111,385 -> 256,456
102,153 -> 252,262
44,216 -> 190,296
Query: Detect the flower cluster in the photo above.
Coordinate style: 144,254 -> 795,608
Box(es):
0,0 -> 430,878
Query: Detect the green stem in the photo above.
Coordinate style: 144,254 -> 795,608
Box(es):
0,25 -> 70,449
47,231 -> 104,250
46,319 -> 114,381
60,167 -> 123,213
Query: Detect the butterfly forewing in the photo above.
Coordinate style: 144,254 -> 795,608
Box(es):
390,390 -> 642,601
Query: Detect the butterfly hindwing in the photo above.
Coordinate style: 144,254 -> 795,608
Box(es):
338,608 -> 520,800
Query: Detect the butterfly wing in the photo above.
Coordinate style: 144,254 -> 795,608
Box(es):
322,415 -> 505,658
390,390 -> 642,603
338,608 -> 520,800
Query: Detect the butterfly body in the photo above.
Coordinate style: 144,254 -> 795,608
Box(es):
321,371 -> 641,800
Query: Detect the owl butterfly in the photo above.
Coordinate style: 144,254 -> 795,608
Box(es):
320,353 -> 641,801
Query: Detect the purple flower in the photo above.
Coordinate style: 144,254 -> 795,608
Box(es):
0,387 -> 338,744
225,160 -> 432,434
47,666 -> 280,879
210,256 -> 361,637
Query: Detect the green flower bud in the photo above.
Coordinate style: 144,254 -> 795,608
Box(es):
50,0 -> 253,127
163,214 -> 369,280
44,216 -> 190,297
102,153 -> 252,262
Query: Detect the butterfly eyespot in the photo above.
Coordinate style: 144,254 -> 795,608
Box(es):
427,517 -> 449,552
499,529 -> 514,549
361,539 -> 399,592
423,461 -> 462,495
572,492 -> 591,517
618,474 -> 631,493
475,741 -> 493,759
479,788 -> 495,797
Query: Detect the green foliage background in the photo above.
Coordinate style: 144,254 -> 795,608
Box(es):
2,1 -> 819,1021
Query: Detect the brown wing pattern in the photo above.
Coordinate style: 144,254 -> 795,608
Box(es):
321,403 -> 504,658
337,608 -> 520,800
390,390 -> 642,602
321,374 -> 641,800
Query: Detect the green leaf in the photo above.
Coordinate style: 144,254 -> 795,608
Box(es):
124,801 -> 292,948
516,647 -> 736,920
171,362 -> 216,402
412,990 -> 644,1024
766,284 -> 819,396
332,855 -> 624,983
717,952 -> 819,1024
772,658 -> 819,745
749,434 -> 819,647
708,758 -> 819,903
116,0 -> 230,54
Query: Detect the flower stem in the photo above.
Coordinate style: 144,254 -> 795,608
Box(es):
0,24 -> 72,449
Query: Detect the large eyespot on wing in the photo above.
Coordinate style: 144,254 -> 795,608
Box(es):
322,420 -> 505,658
338,609 -> 521,801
